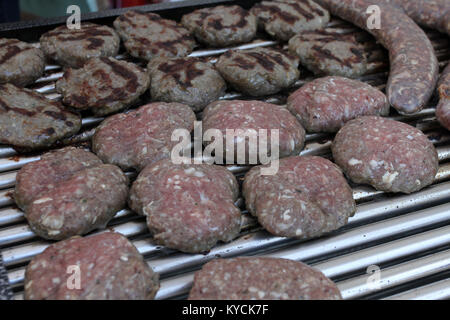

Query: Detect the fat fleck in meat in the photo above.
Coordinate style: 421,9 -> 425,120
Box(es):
216,47 -> 300,97
56,57 -> 150,116
287,76 -> 389,133
0,84 -> 81,150
251,0 -> 330,41
436,64 -> 450,131
114,10 -> 196,61
148,56 -> 226,112
24,232 -> 159,300
39,23 -> 120,68
288,30 -> 367,78
15,147 -> 129,240
314,0 -> 439,115
129,160 -> 241,253
243,156 -> 355,239
181,5 -> 257,47
0,38 -> 45,87
189,257 -> 342,300
332,116 -> 439,193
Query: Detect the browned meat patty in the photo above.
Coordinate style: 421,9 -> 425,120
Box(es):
436,63 -> 450,131
243,156 -> 355,239
332,116 -> 439,194
0,83 -> 81,150
288,30 -> 367,78
0,38 -> 45,87
114,10 -> 196,61
24,232 -> 159,300
181,5 -> 257,47
15,147 -> 129,240
56,57 -> 150,116
202,100 -> 305,163
92,102 -> 196,171
129,159 -> 241,253
251,0 -> 330,41
189,257 -> 342,300
39,23 -> 120,68
148,57 -> 226,112
287,76 -> 389,133
216,47 -> 300,97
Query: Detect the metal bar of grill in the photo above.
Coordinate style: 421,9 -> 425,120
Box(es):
0,0 -> 449,300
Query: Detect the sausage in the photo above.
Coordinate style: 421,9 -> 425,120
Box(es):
436,64 -> 450,130
385,0 -> 450,36
314,0 -> 439,115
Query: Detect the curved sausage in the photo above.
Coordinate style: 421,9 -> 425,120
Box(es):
436,64 -> 450,130
386,0 -> 450,36
314,0 -> 439,115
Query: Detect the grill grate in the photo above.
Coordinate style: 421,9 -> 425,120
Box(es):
0,2 -> 449,300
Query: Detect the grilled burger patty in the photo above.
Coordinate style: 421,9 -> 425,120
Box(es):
0,83 -> 81,150
56,57 -> 150,116
288,30 -> 368,78
181,5 -> 257,47
216,47 -> 300,97
332,116 -> 439,194
24,232 -> 159,300
189,257 -> 342,300
114,10 -> 196,61
129,159 -> 241,253
251,0 -> 330,41
15,147 -> 129,240
0,38 -> 45,87
148,56 -> 226,112
39,23 -> 120,68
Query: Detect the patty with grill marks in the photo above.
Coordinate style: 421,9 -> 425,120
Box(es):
56,57 -> 150,116
148,56 -> 226,111
251,0 -> 330,41
0,83 -> 81,150
181,5 -> 257,47
15,147 -> 129,240
40,23 -> 120,68
114,10 -> 196,61
0,38 -> 45,87
216,47 -> 300,97
288,30 -> 367,78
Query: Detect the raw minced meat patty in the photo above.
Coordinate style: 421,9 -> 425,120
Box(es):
332,116 -> 439,193
436,63 -> 450,131
181,5 -> 257,47
24,232 -> 159,300
243,156 -> 355,239
56,57 -> 150,116
287,76 -> 389,133
15,147 -> 129,240
189,257 -> 342,300
129,159 -> 241,253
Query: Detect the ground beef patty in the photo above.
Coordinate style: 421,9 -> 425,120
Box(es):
0,38 -> 45,87
114,10 -> 196,61
129,160 -> 241,253
0,83 -> 81,150
92,102 -> 196,171
24,232 -> 159,300
202,100 -> 305,163
39,23 -> 120,68
332,116 -> 439,193
243,156 -> 355,239
15,147 -> 128,240
216,47 -> 300,96
287,76 -> 389,133
189,257 -> 342,300
251,0 -> 330,41
148,57 -> 226,111
181,5 -> 257,47
56,57 -> 149,116
288,30 -> 367,78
